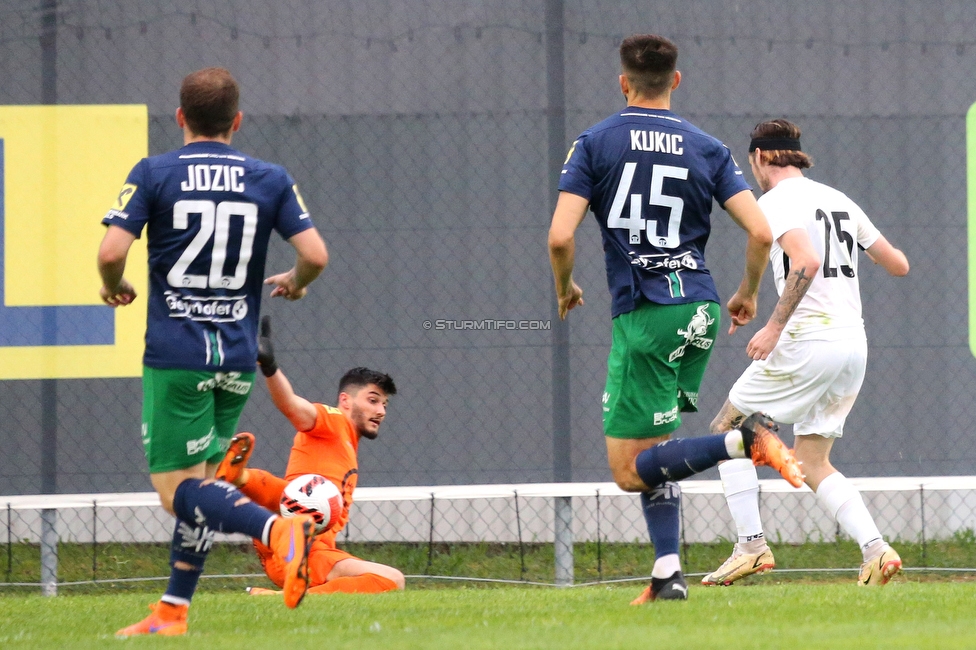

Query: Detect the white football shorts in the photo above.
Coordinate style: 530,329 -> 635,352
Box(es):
728,336 -> 867,438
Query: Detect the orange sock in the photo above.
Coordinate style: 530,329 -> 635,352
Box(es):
308,574 -> 399,594
239,468 -> 289,511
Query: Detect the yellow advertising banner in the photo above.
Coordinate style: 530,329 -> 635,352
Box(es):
0,105 -> 148,379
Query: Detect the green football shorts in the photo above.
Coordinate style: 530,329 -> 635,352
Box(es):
141,367 -> 254,473
603,300 -> 721,439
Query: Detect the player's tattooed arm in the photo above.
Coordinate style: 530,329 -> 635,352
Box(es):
768,265 -> 814,327
742,229 -> 821,361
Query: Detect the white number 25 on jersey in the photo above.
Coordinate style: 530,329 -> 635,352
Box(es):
167,199 -> 258,290
607,162 -> 688,248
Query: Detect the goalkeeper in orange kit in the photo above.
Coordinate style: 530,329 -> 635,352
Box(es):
217,316 -> 404,595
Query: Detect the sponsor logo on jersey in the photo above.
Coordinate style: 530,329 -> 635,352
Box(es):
653,405 -> 679,426
629,250 -> 699,271
668,304 -> 715,362
186,428 -> 216,455
196,372 -> 252,395
165,292 -> 248,323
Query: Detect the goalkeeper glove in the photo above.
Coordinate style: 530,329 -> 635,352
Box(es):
257,315 -> 278,377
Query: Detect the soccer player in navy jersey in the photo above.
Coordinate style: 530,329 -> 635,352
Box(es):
97,67 -> 328,636
548,34 -> 802,603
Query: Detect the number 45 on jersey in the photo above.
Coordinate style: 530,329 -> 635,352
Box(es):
607,162 -> 688,248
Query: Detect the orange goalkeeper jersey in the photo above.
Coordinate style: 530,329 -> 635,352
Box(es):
284,403 -> 359,544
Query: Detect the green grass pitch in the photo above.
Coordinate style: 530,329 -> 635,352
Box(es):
2,579 -> 975,649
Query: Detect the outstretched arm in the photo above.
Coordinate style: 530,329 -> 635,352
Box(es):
548,192 -> 589,319
722,190 -> 774,333
258,316 -> 318,431
265,369 -> 319,432
745,228 -> 821,360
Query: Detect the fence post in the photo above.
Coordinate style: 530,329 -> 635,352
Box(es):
546,0 -> 572,491
595,490 -> 603,581
426,493 -> 435,575
554,496 -> 573,585
545,0 -> 574,593
6,503 -> 11,583
39,0 -> 59,599
919,484 -> 927,568
514,491 -> 526,581
40,509 -> 58,596
92,501 -> 98,581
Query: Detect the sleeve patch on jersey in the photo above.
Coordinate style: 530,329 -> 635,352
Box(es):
292,184 -> 310,217
563,140 -> 578,165
113,183 -> 138,210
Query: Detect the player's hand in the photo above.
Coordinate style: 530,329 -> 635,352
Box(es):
557,282 -> 584,320
265,269 -> 307,301
726,291 -> 757,334
99,279 -> 137,307
257,315 -> 279,377
745,324 -> 781,360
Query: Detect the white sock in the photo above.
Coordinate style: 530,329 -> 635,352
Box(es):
260,516 -> 276,547
724,429 -> 745,458
815,472 -> 883,556
651,553 -> 682,579
862,539 -> 888,561
160,595 -> 190,607
720,458 -> 764,544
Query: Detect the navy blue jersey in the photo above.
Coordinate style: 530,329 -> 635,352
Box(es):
102,141 -> 314,371
559,108 -> 750,317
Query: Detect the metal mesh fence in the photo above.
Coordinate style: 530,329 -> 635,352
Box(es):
1,0 -> 976,581
4,480 -> 976,591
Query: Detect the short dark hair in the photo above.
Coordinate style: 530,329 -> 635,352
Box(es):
179,67 -> 239,137
338,367 -> 397,400
750,119 -> 813,169
619,34 -> 678,98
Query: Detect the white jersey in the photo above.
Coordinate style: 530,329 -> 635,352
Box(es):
759,176 -> 881,341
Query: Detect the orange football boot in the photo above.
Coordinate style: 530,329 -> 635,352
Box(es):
739,413 -> 804,488
115,601 -> 188,638
269,515 -> 315,608
215,432 -> 255,486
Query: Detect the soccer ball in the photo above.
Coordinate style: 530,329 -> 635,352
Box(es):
279,474 -> 343,534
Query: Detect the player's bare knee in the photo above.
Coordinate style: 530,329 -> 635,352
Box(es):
794,448 -> 830,473
157,494 -> 176,517
172,560 -> 200,572
610,469 -> 645,493
391,569 -> 406,590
